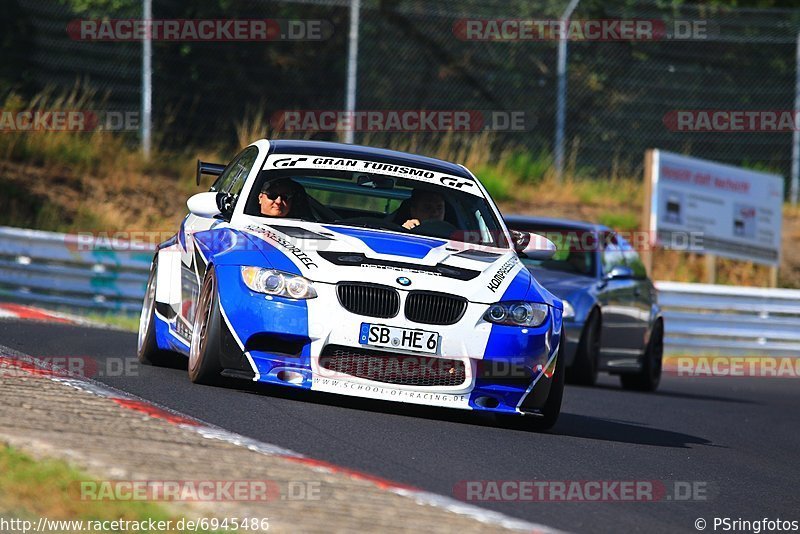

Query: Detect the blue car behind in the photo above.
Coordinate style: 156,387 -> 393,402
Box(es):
506,215 -> 664,391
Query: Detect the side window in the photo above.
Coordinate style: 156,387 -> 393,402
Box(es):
211,147 -> 257,194
210,147 -> 258,217
602,233 -> 626,275
617,235 -> 647,279
226,147 -> 258,199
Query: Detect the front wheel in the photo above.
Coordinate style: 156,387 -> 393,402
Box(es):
620,320 -> 663,392
526,340 -> 566,431
188,267 -> 224,385
137,260 -> 175,366
566,310 -> 600,386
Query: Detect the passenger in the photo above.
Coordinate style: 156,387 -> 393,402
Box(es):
399,190 -> 446,229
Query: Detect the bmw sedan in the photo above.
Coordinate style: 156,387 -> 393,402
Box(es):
506,216 -> 664,391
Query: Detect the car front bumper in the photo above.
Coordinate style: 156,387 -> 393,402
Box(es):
210,266 -> 564,415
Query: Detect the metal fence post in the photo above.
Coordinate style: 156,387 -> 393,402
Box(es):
141,0 -> 152,159
554,0 -> 580,183
344,0 -> 361,145
791,31 -> 799,206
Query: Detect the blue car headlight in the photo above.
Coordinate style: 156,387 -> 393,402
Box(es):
484,302 -> 549,327
562,300 -> 575,319
240,266 -> 317,299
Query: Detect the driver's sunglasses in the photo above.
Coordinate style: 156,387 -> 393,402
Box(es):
263,190 -> 294,201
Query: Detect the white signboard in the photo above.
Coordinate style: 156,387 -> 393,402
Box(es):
648,150 -> 783,266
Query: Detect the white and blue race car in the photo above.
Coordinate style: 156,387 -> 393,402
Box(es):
137,139 -> 566,429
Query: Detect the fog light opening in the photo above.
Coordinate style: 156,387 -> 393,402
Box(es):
475,396 -> 500,409
276,370 -> 304,385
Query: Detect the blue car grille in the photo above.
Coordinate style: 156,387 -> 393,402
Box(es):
320,345 -> 466,387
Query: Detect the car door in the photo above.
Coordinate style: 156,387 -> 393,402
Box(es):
597,233 -> 642,370
618,234 -> 653,355
178,147 -> 259,332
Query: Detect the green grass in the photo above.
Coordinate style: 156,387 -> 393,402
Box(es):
83,312 -> 140,332
0,444 -> 233,533
504,150 -> 552,184
473,165 -> 512,200
598,211 -> 640,231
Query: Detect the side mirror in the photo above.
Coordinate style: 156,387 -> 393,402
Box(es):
513,230 -> 557,260
605,265 -> 634,280
187,192 -> 222,218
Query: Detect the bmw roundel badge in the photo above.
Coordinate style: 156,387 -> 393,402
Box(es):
396,277 -> 411,287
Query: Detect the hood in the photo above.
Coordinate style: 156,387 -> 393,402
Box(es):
235,216 -> 548,305
525,267 -> 596,300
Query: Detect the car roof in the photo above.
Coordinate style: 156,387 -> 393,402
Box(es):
267,139 -> 474,179
504,214 -> 610,233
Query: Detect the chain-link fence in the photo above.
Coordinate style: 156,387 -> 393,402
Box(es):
3,0 -> 800,193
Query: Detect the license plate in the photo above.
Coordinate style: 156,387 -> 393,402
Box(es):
359,323 -> 439,354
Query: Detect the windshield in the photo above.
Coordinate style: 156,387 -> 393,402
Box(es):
514,224 -> 597,277
245,169 -> 510,248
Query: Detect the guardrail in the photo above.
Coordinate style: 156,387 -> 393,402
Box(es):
0,226 -> 154,313
1,226 -> 799,355
655,281 -> 800,356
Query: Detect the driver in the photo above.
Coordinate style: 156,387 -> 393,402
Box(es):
258,179 -> 305,218
401,190 -> 445,230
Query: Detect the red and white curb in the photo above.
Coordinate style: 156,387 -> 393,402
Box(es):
0,343 -> 562,533
0,303 -> 74,323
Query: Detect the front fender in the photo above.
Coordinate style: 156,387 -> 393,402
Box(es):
192,228 -> 272,269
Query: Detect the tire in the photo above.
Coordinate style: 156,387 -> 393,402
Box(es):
566,309 -> 600,386
620,320 -> 663,392
525,339 -> 566,432
137,260 -> 175,366
188,266 -> 224,385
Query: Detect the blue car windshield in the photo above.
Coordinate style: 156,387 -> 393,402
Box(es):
248,169 -> 510,248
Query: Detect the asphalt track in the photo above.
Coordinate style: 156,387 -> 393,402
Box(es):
1,320 -> 798,533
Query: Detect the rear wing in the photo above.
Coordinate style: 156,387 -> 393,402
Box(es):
196,160 -> 226,186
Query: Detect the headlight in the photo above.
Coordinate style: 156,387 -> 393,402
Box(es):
562,300 -> 575,319
240,267 -> 317,299
484,302 -> 549,327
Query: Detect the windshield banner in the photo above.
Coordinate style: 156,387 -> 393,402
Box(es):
262,153 -> 484,197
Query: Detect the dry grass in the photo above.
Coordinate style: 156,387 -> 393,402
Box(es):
2,91 -> 798,287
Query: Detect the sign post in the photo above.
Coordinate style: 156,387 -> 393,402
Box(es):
645,150 -> 784,285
